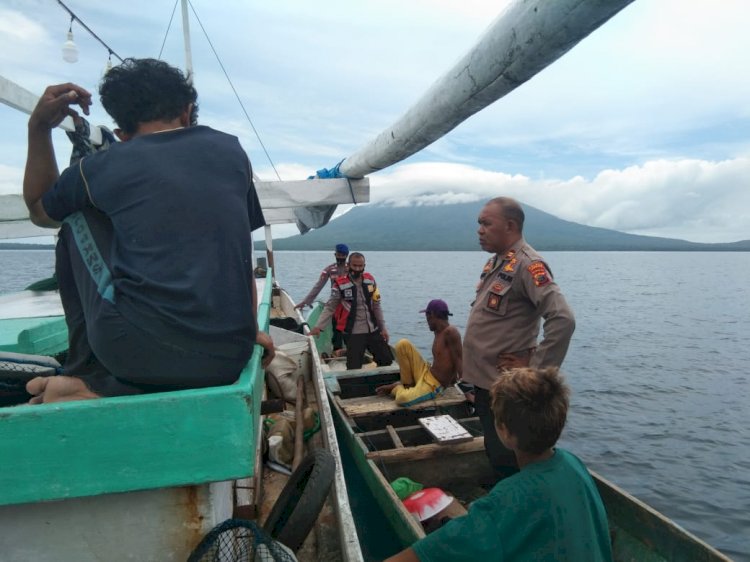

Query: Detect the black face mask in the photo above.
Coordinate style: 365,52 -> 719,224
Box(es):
350,270 -> 362,279
336,258 -> 346,265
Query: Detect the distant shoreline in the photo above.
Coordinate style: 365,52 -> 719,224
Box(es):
0,244 -> 55,250
2,243 -> 748,252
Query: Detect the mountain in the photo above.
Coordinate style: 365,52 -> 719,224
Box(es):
260,201 -> 750,251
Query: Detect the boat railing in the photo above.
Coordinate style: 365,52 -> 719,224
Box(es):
0,271 -> 274,507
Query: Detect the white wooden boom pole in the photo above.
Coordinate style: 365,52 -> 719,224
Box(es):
0,76 -> 75,133
339,0 -> 635,178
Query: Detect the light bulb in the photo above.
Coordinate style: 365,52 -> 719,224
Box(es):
62,31 -> 78,63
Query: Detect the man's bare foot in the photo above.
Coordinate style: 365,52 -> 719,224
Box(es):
375,382 -> 399,395
26,376 -> 101,404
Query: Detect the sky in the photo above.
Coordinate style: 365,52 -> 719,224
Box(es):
1,0 -> 749,243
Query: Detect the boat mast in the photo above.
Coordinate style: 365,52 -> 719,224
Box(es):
178,1 -> 277,278
180,0 -> 194,84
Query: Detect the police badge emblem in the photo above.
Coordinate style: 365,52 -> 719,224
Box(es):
487,292 -> 502,310
528,261 -> 551,287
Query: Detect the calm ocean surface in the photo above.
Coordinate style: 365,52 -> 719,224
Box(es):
2,249 -> 749,560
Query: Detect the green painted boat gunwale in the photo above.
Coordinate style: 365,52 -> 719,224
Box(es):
0,315 -> 68,355
0,271 -> 273,507
306,301 -> 331,356
331,397 -> 424,547
593,471 -> 733,562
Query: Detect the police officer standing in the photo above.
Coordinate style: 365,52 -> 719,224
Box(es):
295,243 -> 350,350
463,197 -> 575,478
310,252 -> 392,370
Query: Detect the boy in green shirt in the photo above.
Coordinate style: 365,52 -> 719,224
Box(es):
385,367 -> 613,562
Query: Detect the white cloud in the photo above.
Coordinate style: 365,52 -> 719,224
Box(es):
0,8 -> 48,46
367,156 -> 750,243
1,0 -> 748,244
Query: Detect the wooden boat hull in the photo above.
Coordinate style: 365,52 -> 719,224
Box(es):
0,277 -> 363,561
325,367 -> 732,562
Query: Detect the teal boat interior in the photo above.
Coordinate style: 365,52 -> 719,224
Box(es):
0,274 -> 272,507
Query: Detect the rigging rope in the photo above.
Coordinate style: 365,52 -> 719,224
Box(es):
187,1 -> 282,181
157,0 -> 179,60
55,0 -> 281,182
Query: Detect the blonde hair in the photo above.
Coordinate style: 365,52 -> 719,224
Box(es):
490,367 -> 569,454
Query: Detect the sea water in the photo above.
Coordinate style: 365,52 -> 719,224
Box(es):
2,249 -> 748,560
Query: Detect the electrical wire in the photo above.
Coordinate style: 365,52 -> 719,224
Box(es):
56,0 -> 281,181
56,0 -> 123,63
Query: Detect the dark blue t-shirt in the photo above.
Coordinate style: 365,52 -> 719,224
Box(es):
43,125 -> 265,361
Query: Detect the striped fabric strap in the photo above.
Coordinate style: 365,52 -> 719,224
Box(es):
63,212 -> 115,303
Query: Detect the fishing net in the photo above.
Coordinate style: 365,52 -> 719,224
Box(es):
0,352 -> 62,406
188,519 -> 297,562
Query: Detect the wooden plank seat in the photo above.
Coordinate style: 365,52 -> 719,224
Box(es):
323,363 -> 401,395
336,385 -> 466,418
332,364 -> 401,379
366,436 -> 484,463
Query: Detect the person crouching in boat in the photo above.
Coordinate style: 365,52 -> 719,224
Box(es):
385,367 -> 613,562
375,299 -> 462,406
309,252 -> 392,369
22,58 -> 274,403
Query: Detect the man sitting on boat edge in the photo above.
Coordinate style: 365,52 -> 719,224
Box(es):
22,58 -> 274,403
385,367 -> 613,562
375,299 -> 462,406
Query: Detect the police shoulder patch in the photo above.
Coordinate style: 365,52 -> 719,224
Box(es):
527,261 -> 552,287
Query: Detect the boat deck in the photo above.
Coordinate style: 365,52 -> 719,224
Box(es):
335,386 -> 467,417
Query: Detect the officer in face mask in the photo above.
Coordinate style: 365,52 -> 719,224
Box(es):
310,252 -> 393,370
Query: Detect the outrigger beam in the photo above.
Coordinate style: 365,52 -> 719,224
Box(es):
256,178 -> 369,225
0,75 -> 103,142
0,76 -> 102,141
339,0 -> 635,178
